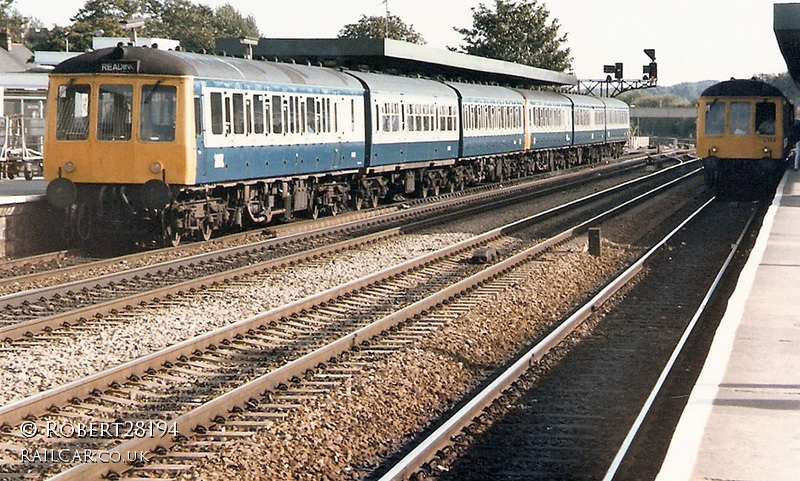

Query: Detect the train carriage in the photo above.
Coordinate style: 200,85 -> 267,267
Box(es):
519,90 -> 573,151
45,46 -> 369,243
563,93 -> 606,146
602,97 -> 631,144
348,71 -> 459,168
445,82 -> 525,158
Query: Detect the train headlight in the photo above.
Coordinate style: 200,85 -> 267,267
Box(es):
150,162 -> 163,174
763,147 -> 772,156
63,161 -> 75,173
711,146 -> 718,154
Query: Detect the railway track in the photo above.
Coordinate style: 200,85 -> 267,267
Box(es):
383,202 -> 761,480
0,162 -> 706,480
0,155 -> 695,344
0,152 -> 689,295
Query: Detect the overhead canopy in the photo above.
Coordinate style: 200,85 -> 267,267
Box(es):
774,3 -> 800,86
215,37 -> 577,88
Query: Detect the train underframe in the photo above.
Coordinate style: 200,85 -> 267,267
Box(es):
701,155 -> 785,200
52,141 -> 623,247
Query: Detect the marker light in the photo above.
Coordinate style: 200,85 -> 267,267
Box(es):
64,161 -> 75,173
150,162 -> 163,174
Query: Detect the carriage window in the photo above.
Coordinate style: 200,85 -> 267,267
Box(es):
755,102 -> 776,135
253,95 -> 264,134
232,93 -> 245,134
56,83 -> 91,140
729,102 -> 751,135
140,84 -> 176,142
210,92 -> 223,135
271,95 -> 283,134
306,99 -> 316,134
705,102 -> 725,135
97,84 -> 132,141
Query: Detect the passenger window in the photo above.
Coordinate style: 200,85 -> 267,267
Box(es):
271,95 -> 283,134
253,95 -> 264,134
729,102 -> 751,135
306,99 -> 316,134
755,102 -> 776,135
264,99 -> 271,134
210,92 -> 223,135
97,84 -> 132,141
232,93 -> 245,135
56,83 -> 91,140
140,84 -> 176,142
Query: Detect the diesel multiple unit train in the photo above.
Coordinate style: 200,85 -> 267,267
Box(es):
44,45 -> 630,245
697,78 -> 794,198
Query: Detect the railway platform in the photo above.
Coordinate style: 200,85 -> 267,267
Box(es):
0,178 -> 45,205
655,169 -> 800,481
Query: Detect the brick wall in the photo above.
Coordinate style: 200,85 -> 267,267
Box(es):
0,200 -> 68,258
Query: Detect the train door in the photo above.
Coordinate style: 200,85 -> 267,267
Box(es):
194,94 -> 206,178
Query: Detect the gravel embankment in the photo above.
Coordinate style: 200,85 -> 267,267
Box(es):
0,233 -> 472,406
177,240 -> 634,481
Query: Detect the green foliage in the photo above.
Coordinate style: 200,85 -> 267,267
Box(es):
755,72 -> 800,106
146,0 -> 259,53
0,0 -> 28,42
453,0 -> 571,71
338,14 -> 425,44
18,0 -> 259,52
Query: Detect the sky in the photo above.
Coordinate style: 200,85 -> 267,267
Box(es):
8,0 -> 792,87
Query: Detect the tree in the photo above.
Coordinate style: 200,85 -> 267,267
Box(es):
338,14 -> 425,44
453,0 -> 571,72
0,0 -> 29,42
146,0 -> 259,53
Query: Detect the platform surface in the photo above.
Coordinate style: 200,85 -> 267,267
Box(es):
0,178 -> 46,205
656,169 -> 800,481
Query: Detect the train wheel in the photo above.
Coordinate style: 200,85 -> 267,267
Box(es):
164,225 -> 181,247
196,219 -> 213,242
162,211 -> 182,247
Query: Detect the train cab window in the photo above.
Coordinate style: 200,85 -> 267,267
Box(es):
729,102 -> 751,135
704,102 -> 725,135
56,83 -> 91,140
97,84 -> 132,141
755,102 -> 776,135
140,84 -> 176,142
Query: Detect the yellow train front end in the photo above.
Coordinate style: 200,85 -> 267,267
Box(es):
43,68 -> 196,242
696,79 -> 792,199
44,74 -> 195,185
